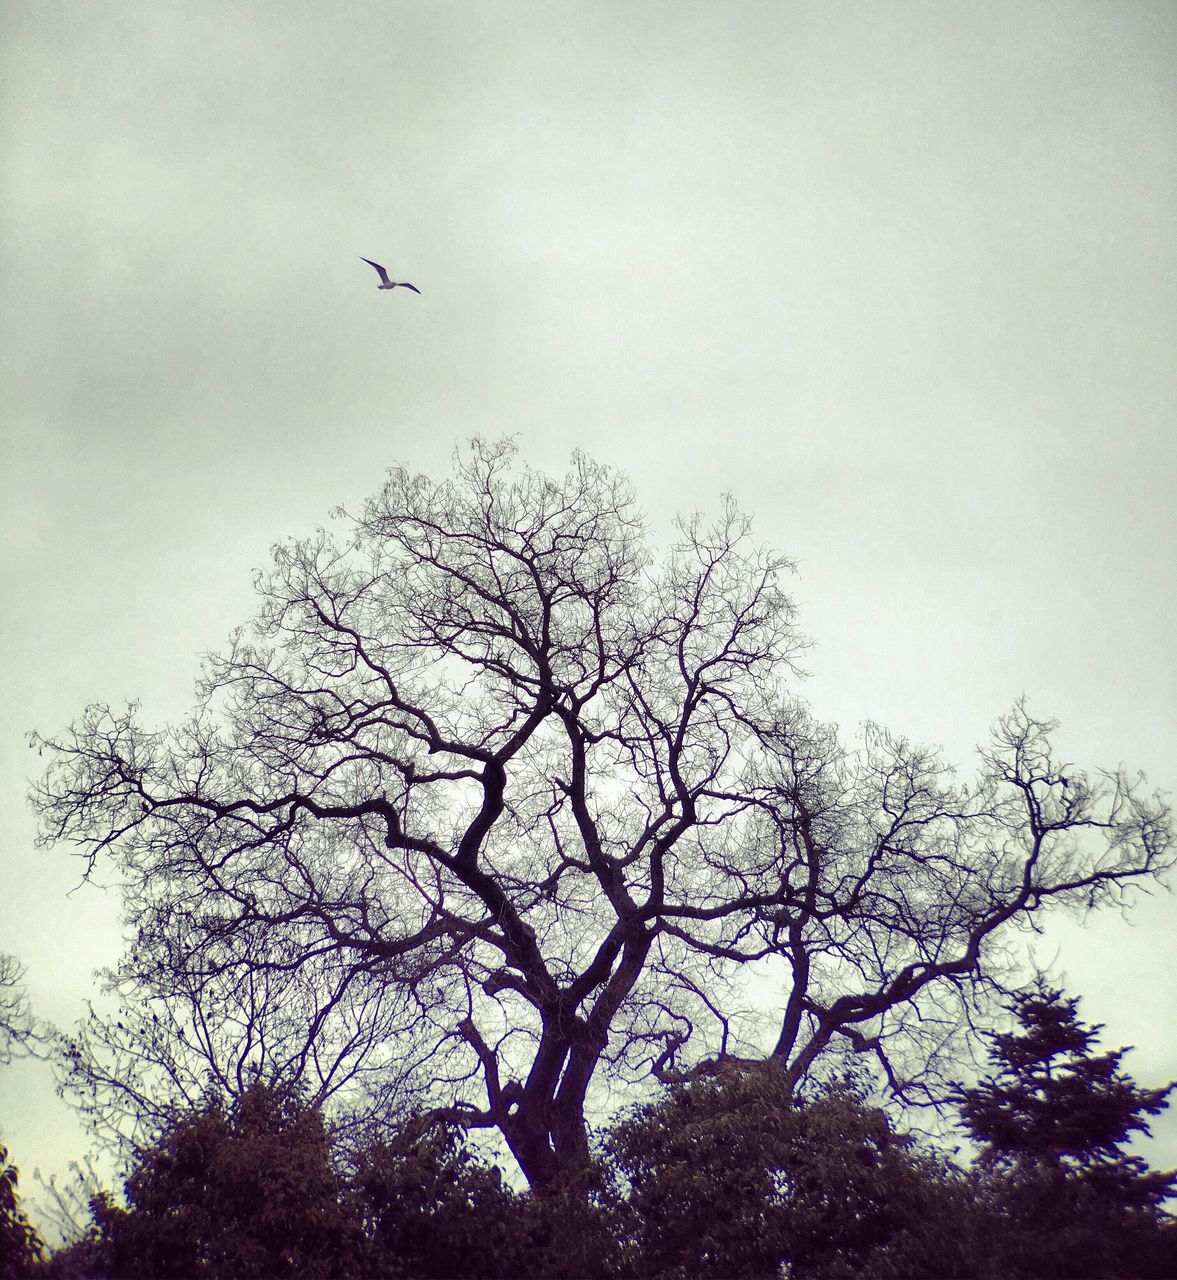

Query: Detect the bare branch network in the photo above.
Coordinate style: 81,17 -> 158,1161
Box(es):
0,952 -> 56,1065
32,440 -> 1173,1187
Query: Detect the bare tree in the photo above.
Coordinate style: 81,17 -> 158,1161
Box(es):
57,946 -> 426,1156
32,440 -> 1173,1188
0,952 -> 52,1064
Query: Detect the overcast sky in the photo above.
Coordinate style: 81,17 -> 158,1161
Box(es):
2,0 -> 1175,1224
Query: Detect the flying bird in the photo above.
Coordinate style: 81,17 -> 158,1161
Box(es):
360,257 -> 420,293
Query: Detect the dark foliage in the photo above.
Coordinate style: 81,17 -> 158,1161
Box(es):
957,984 -> 1177,1279
48,1085 -> 365,1279
607,1063 -> 983,1280
32,1036 -> 1177,1280
40,1087 -> 621,1280
352,1124 -> 625,1279
1,1146 -> 44,1278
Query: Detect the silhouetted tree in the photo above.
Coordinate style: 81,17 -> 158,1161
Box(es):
608,1065 -> 982,1279
45,1092 -> 620,1280
0,1146 -> 44,1277
0,957 -> 53,1275
957,984 -> 1177,1279
33,441 -> 1174,1188
352,1126 -> 520,1278
354,1125 -> 623,1278
57,953 -> 417,1157
53,1085 -> 366,1279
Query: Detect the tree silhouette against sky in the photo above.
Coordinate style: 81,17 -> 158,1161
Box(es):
958,984 -> 1177,1278
33,442 -> 1173,1188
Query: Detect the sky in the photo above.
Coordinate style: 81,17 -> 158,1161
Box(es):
2,0 -> 1175,1229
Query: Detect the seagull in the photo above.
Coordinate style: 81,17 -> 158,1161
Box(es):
360,257 -> 421,293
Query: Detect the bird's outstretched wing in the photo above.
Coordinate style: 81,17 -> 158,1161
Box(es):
360,257 -> 391,285
399,282 -> 421,294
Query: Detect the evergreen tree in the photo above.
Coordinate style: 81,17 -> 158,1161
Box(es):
957,983 -> 1177,1279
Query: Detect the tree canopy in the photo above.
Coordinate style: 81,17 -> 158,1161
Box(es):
607,1065 -> 979,1280
43,1085 -> 364,1280
35,1077 -> 978,1280
28,1010 -> 1177,1279
32,440 -> 1174,1188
